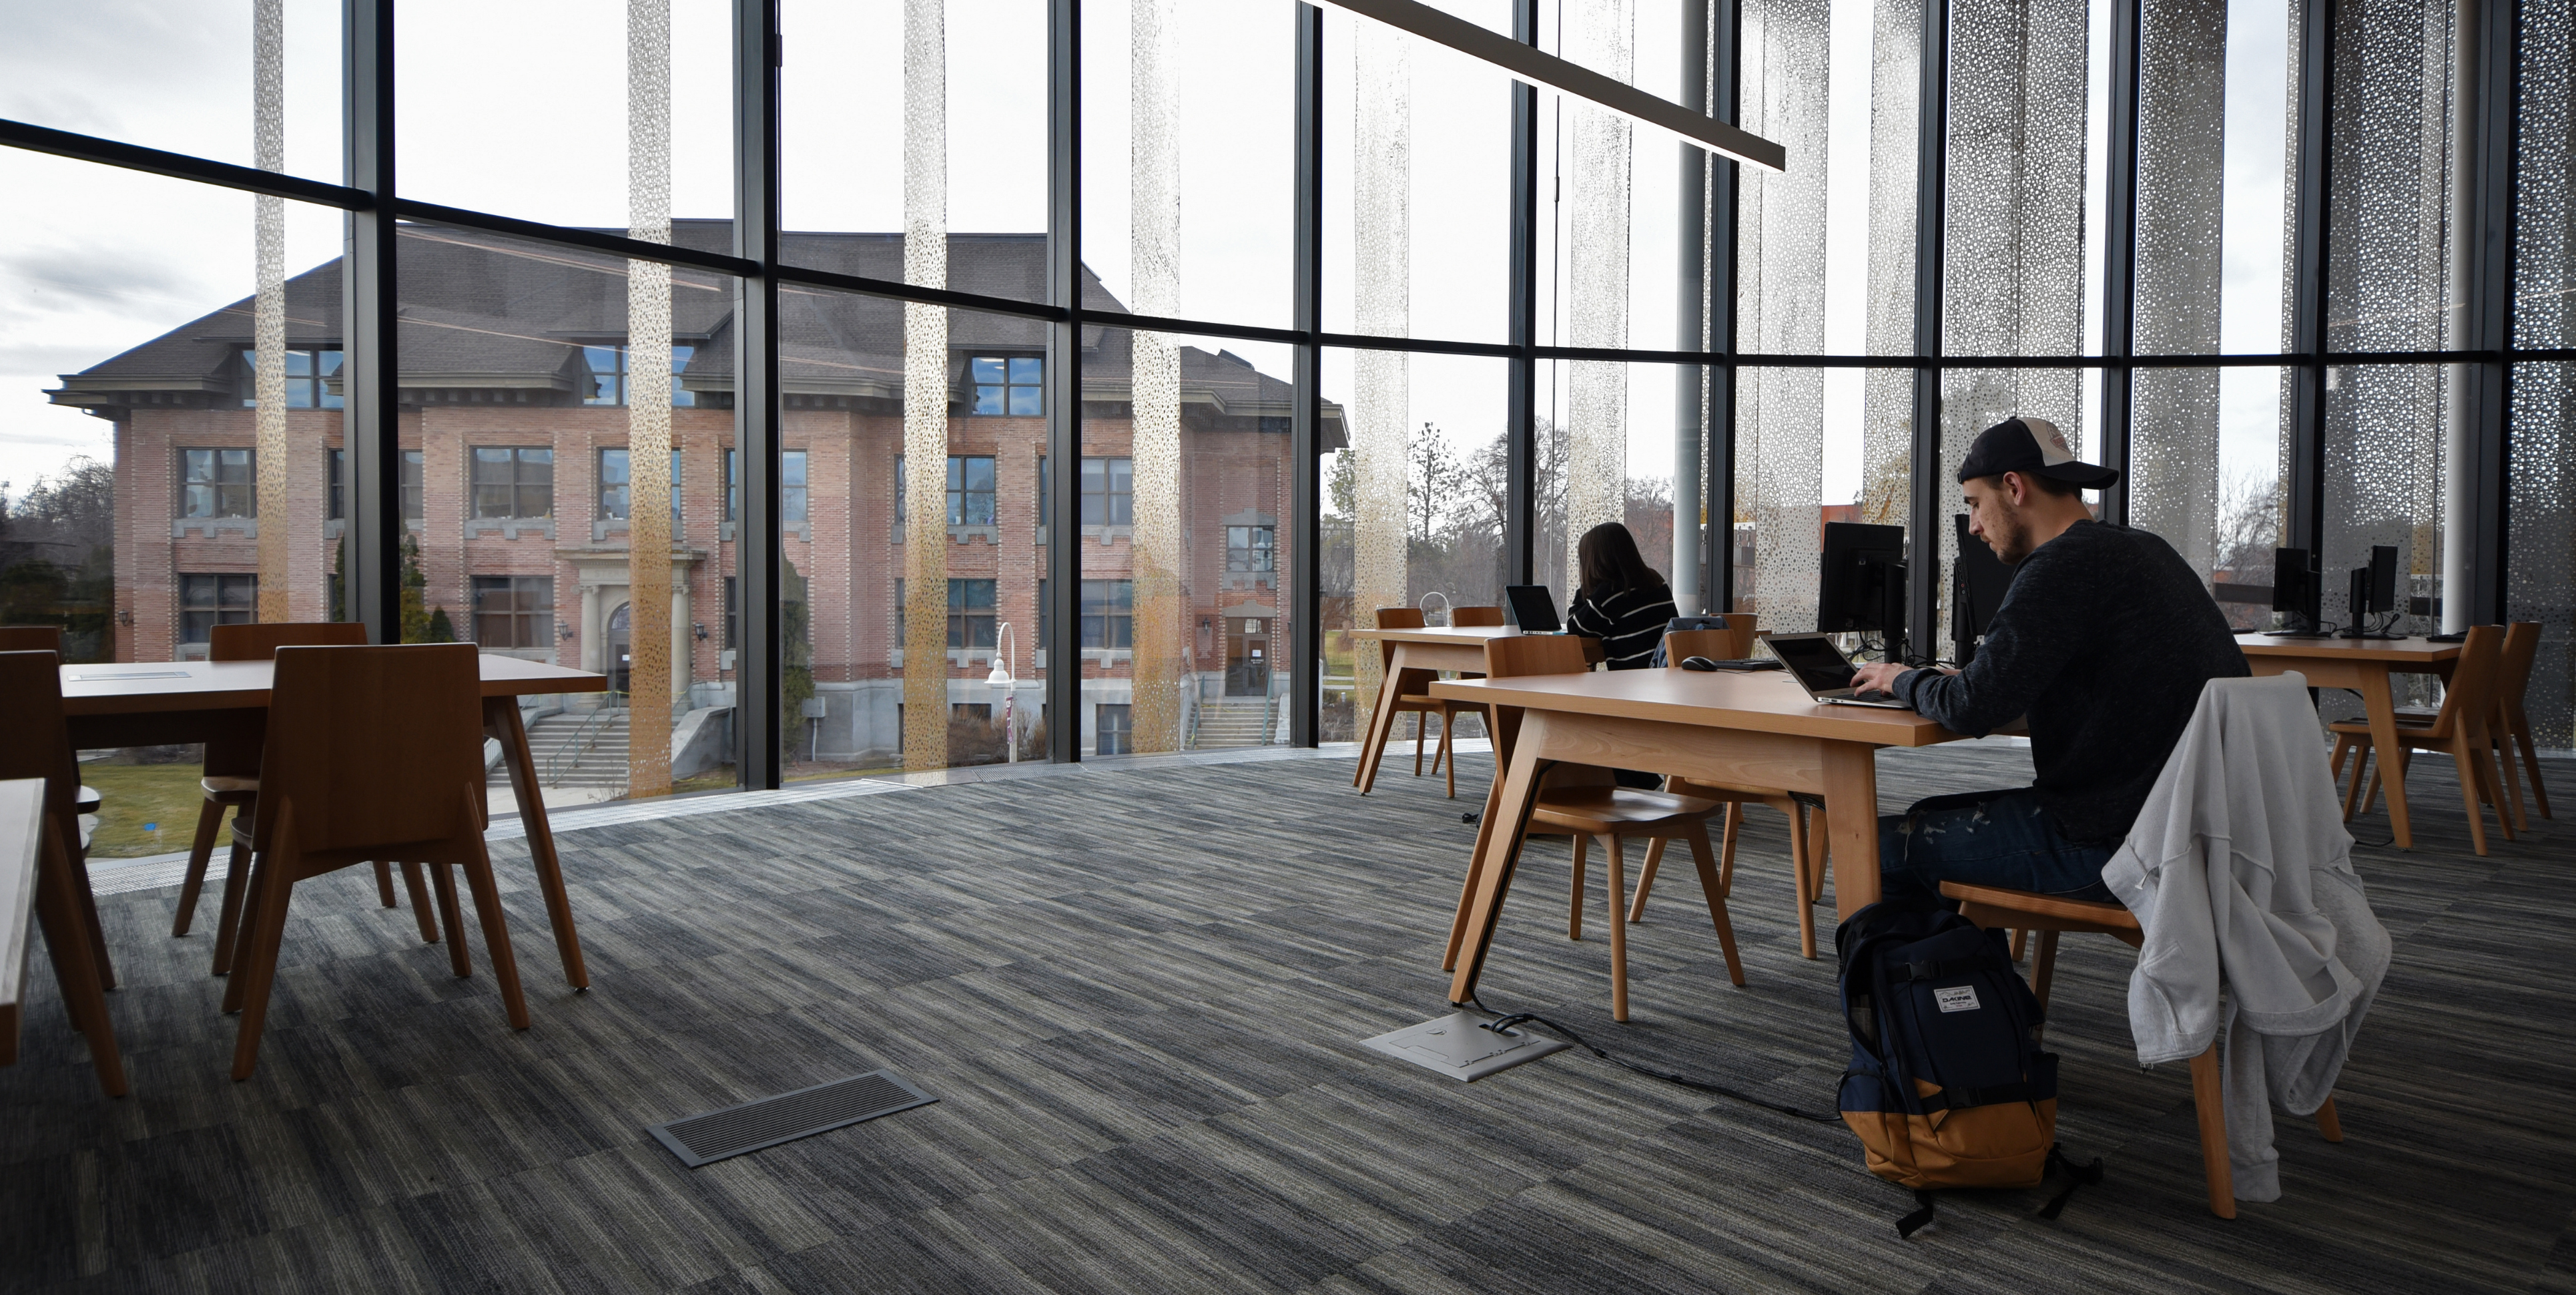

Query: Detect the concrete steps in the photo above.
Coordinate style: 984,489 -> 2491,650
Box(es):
1191,698 -> 1275,749
505,710 -> 631,789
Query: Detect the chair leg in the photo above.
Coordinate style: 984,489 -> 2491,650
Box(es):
2517,728 -> 2553,819
1628,838 -> 1664,923
220,853 -> 268,1013
1804,808 -> 1826,905
2188,1043 -> 2238,1219
400,861 -> 440,943
1680,822 -> 1745,987
1784,802 -> 1808,906
2468,739 -> 2515,844
1439,713 -> 1458,799
456,785 -> 530,1031
2011,929 -> 2029,963
2314,1096 -> 2344,1143
1413,714 -> 1427,776
2452,745 -> 2491,856
2492,730 -> 2530,832
228,799 -> 304,1079
1604,835 -> 1628,1022
210,831 -> 254,977
1568,834 -> 1588,942
2031,930 -> 2061,1019
374,860 -> 397,908
2328,733 -> 2353,782
1721,802 -> 1742,898
429,860 -> 472,978
174,795 -> 227,937
2342,748 -> 2372,820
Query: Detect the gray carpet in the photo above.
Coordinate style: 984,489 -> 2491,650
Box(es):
3,741 -> 2570,1294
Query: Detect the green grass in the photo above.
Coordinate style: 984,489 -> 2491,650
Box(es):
79,762 -> 222,858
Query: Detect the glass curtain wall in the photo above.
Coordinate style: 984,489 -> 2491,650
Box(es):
7,0 -> 2576,776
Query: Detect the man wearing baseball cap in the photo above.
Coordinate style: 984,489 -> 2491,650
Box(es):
1849,416 -> 2248,905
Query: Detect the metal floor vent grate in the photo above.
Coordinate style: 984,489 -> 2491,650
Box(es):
649,1069 -> 938,1168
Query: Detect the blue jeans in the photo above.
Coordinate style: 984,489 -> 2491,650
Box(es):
1877,789 -> 2116,907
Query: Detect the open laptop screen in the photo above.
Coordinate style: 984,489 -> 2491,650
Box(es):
1504,585 -> 1561,633
1765,634 -> 1859,694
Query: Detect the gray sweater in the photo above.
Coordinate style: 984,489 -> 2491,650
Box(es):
1893,520 -> 2248,846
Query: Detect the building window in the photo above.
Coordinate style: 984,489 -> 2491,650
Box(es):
1081,457 -> 1132,527
724,575 -> 739,650
598,449 -> 681,522
895,577 -> 905,643
783,450 -> 808,524
472,575 -> 553,648
240,348 -> 344,409
1037,455 -> 1047,530
968,356 -> 1042,416
1080,579 -> 1133,649
581,344 -> 697,407
182,448 -> 256,518
179,573 -> 257,643
948,456 -> 996,526
330,448 -> 426,521
1038,577 -> 1048,646
328,449 -> 344,520
1096,703 -> 1132,756
401,449 -> 424,520
1227,525 -> 1275,573
950,578 -> 996,650
471,447 -> 553,519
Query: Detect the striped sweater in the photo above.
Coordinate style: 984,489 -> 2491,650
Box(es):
1566,583 -> 1679,670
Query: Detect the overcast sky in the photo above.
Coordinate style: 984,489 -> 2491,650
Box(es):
0,0 -> 2287,505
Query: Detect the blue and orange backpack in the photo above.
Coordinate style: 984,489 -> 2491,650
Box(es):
1835,902 -> 2100,1236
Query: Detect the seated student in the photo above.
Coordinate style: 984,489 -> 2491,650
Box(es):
1847,417 -> 2247,904
1566,522 -> 1683,788
1565,521 -> 1680,672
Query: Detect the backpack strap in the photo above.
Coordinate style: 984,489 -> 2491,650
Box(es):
1915,1080 -> 2040,1112
1888,956 -> 1990,982
1895,1190 -> 1937,1240
2036,1144 -> 2107,1220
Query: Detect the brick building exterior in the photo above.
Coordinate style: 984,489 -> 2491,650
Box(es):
49,223 -> 1342,766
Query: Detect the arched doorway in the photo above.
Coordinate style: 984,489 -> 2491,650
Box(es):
607,601 -> 631,696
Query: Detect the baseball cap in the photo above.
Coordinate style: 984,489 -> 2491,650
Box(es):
1954,416 -> 2120,489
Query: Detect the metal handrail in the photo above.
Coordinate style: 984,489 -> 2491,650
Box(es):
542,692 -> 626,788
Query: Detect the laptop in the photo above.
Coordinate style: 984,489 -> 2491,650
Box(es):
1763,633 -> 1911,709
1504,585 -> 1562,633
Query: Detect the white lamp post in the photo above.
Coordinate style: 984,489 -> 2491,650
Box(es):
988,622 -> 1018,762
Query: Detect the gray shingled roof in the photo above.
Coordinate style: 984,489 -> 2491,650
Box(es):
51,220 -> 1342,445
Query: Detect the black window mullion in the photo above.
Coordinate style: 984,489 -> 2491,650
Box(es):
342,0 -> 399,639
2098,0 -> 2144,526
1291,0 -> 1322,746
733,0 -> 785,789
1709,0 -> 1740,612
1046,0 -> 1083,762
1505,0 -> 1541,589
1903,0 -> 1951,660
2285,0 -> 2334,565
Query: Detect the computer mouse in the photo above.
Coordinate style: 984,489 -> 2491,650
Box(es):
1680,656 -> 1719,672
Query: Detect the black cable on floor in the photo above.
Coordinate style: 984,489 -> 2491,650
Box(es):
1462,994 -> 1842,1125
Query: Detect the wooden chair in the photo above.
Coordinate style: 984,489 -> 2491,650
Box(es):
1425,605 -> 1507,797
1627,624 -> 1832,959
0,650 -> 127,1096
2387,621 -> 2549,828
2,627 -> 103,822
1942,880 -> 2344,1219
2328,624 -> 2513,854
219,642 -> 528,1080
1484,635 -> 1744,1021
176,621 -> 436,975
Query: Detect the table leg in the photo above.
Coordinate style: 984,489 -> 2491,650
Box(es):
2356,668 -> 2414,850
1822,742 -> 1883,921
1449,714 -> 1554,1006
489,698 -> 590,989
1445,702 -> 1526,971
1353,645 -> 1411,793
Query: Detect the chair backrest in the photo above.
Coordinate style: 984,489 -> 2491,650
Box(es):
1660,628 -> 1735,668
0,626 -> 63,654
0,650 -> 80,829
1482,633 -> 1593,679
1451,605 -> 1506,627
2424,624 -> 2505,741
252,643 -> 485,858
210,621 -> 369,662
2496,621 -> 2541,727
1373,606 -> 1427,631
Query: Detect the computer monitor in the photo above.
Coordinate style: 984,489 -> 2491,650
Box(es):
2268,547 -> 2326,635
1818,522 -> 1908,656
1503,585 -> 1561,633
1950,514 -> 2016,665
2364,544 -> 2398,614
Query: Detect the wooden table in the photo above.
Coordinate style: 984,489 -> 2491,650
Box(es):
59,654 -> 606,988
2238,633 -> 2461,850
0,778 -> 39,1067
1431,666 -> 1961,1005
1347,627 -> 1601,794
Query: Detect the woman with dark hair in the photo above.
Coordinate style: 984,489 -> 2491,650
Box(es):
1566,521 -> 1678,671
